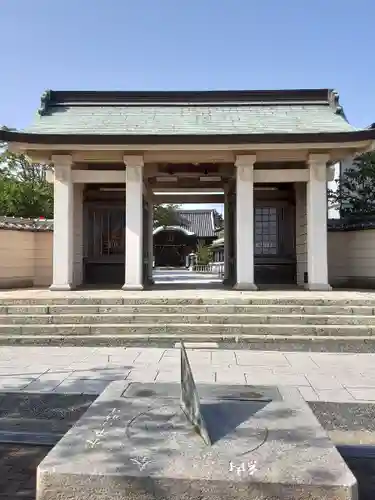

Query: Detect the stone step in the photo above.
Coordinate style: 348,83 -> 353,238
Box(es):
2,297 -> 375,306
2,313 -> 375,326
0,323 -> 374,336
0,333 -> 374,351
3,304 -> 375,315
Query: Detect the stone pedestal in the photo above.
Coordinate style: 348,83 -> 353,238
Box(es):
37,382 -> 356,500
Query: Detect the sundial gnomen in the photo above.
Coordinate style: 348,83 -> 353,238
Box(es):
180,341 -> 211,445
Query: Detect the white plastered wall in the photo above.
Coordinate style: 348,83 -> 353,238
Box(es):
328,229 -> 375,288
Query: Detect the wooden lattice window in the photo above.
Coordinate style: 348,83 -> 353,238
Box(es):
254,207 -> 278,255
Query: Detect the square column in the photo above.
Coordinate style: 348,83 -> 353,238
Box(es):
147,188 -> 154,284
49,155 -> 74,291
123,156 -> 144,291
73,183 -> 84,288
305,154 -> 332,291
234,155 -> 257,290
223,185 -> 230,283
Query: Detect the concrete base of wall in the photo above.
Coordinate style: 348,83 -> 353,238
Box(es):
0,279 -> 34,290
331,277 -> 375,290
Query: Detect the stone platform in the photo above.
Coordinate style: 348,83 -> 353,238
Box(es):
37,381 -> 357,500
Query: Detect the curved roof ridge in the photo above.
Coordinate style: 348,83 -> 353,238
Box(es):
37,89 -> 334,113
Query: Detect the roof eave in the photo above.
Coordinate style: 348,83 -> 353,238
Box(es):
39,88 -> 334,107
2,129 -> 375,147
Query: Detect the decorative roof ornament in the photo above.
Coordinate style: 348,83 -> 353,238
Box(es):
330,89 -> 347,120
38,90 -> 52,116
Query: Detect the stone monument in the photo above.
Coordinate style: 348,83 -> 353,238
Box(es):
37,343 -> 357,499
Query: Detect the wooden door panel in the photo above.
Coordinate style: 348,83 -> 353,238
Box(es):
254,201 -> 296,285
254,201 -> 295,263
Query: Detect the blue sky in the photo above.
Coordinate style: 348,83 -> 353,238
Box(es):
1,0 -> 374,213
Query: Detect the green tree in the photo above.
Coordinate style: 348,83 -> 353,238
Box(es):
213,209 -> 223,229
0,131 -> 53,218
153,204 -> 182,228
196,241 -> 212,265
333,152 -> 375,218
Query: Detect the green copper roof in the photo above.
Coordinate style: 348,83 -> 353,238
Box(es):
19,89 -> 356,137
5,89 -> 374,146
25,105 -> 355,135
24,103 -> 356,136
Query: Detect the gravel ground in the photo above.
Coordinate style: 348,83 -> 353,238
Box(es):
0,444 -> 51,500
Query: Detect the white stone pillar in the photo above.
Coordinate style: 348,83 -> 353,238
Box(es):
73,183 -> 84,288
306,154 -> 332,291
49,155 -> 74,291
234,155 -> 257,290
148,187 -> 154,283
223,185 -> 230,282
123,156 -> 144,290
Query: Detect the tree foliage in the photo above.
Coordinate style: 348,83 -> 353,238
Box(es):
332,152 -> 375,218
0,145 -> 53,218
0,138 -> 182,223
153,204 -> 182,228
195,241 -> 212,265
1,128 -> 209,226
213,209 -> 223,229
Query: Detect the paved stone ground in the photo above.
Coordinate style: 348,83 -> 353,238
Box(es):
0,346 -> 373,403
153,268 -> 222,285
1,288 -> 375,299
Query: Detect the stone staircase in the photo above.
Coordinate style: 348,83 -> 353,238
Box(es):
0,295 -> 375,350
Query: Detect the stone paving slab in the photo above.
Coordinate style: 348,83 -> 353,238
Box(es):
0,347 -> 373,403
0,288 -> 374,299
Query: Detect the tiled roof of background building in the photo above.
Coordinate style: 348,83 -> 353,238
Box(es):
177,209 -> 218,237
0,217 -> 53,231
1,215 -> 375,234
0,210 -> 220,236
328,217 -> 375,231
